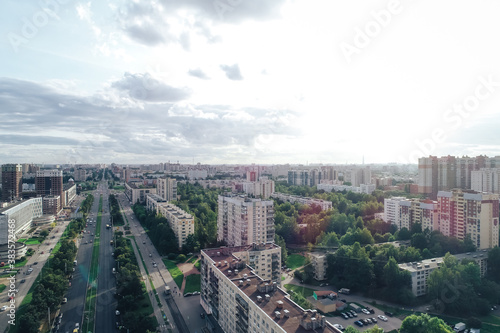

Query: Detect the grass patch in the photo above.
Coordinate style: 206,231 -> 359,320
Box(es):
286,254 -> 306,270
17,238 -> 26,243
284,284 -> 315,297
187,256 -> 197,264
14,259 -> 28,268
25,238 -> 41,245
194,260 -> 201,271
184,274 -> 201,294
163,259 -> 184,288
0,284 -> 6,293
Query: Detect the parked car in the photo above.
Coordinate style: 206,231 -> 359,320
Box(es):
354,320 -> 363,327
384,311 -> 394,317
378,315 -> 388,322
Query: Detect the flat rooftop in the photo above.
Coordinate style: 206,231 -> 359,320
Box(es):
203,245 -> 336,333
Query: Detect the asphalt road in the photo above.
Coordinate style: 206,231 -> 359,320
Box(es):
95,183 -> 117,333
119,193 -> 206,333
59,185 -> 103,333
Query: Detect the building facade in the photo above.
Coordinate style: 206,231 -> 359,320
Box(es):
157,177 -> 177,201
309,253 -> 328,281
437,190 -> 499,249
399,251 -> 489,296
200,244 -> 336,333
124,182 -> 157,204
217,195 -> 275,247
157,203 -> 194,249
1,164 -> 22,202
0,197 -> 43,245
271,193 -> 332,211
241,179 -> 275,199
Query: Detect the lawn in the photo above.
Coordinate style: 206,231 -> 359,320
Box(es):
184,274 -> 201,294
0,284 -> 5,293
187,256 -> 197,264
163,259 -> 184,288
25,238 -> 41,245
286,254 -> 306,270
194,260 -> 201,271
14,259 -> 28,268
284,284 -> 315,297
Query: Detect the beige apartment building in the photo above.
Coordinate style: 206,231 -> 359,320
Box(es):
200,244 -> 339,333
399,251 -> 489,296
217,195 -> 275,247
157,177 -> 177,201
157,203 -> 194,249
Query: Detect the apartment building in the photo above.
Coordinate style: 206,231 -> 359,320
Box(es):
200,244 -> 338,333
240,179 -> 275,199
271,193 -> 332,212
62,183 -> 76,207
288,170 -> 324,187
437,190 -> 499,249
317,183 -> 376,194
309,253 -> 328,281
418,155 -> 500,199
146,193 -> 167,212
218,195 -> 275,247
157,203 -> 194,249
471,168 -> 500,193
124,182 -> 157,204
385,197 -> 439,232
157,177 -> 177,201
0,197 -> 43,245
1,164 -> 22,202
73,168 -> 87,182
399,251 -> 489,296
383,197 -> 406,227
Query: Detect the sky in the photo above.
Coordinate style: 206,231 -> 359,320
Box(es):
2,0 -> 500,165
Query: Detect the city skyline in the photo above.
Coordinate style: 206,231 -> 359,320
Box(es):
2,1 -> 500,165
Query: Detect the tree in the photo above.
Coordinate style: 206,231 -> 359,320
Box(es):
487,246 -> 500,283
400,313 -> 453,333
182,234 -> 199,254
466,317 -> 482,329
275,234 -> 288,264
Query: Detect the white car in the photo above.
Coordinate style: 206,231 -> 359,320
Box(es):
1,306 -> 7,311
115,310 -> 120,316
378,315 -> 388,322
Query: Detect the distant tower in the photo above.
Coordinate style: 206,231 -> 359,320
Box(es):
1,164 -> 22,202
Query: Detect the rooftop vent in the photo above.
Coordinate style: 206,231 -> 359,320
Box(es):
275,311 -> 281,319
265,294 -> 270,301
283,309 -> 290,318
257,296 -> 263,302
218,262 -> 221,267
243,274 -> 248,279
239,280 -> 244,286
235,269 -> 239,275
217,252 -> 220,256
224,260 -> 228,266
246,279 -> 251,285
277,300 -> 283,308
228,270 -> 232,275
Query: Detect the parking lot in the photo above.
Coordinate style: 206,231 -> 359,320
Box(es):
327,304 -> 402,332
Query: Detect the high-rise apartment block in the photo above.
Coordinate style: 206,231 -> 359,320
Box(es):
35,170 -> 63,198
418,155 -> 500,199
437,190 -> 499,249
241,179 -> 275,199
157,177 -> 177,201
158,203 -> 194,249
73,168 -> 87,182
288,170 -> 324,187
471,168 -> 500,193
200,244 -> 336,332
217,195 -> 275,247
1,164 -> 22,202
384,197 -> 438,231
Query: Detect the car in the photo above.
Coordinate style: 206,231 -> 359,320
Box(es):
354,320 -> 363,327
366,306 -> 375,314
149,253 -> 152,257
28,268 -> 33,272
62,298 -> 67,304
362,309 -> 370,315
41,251 -> 45,254
384,311 -> 394,317
20,279 -> 25,283
200,312 -> 205,319
143,241 -> 146,244
347,313 -> 353,318
333,323 -> 344,331
378,315 -> 388,322
1,306 -> 7,311
75,323 -> 79,329
371,317 -> 377,323
340,299 -> 347,303
366,318 -> 373,324
90,240 -> 93,243
319,283 -> 325,287
85,241 -> 88,244
34,262 -> 38,265
111,252 -> 114,256
115,310 -> 120,316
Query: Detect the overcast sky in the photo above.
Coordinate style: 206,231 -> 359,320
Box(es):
2,0 -> 500,165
